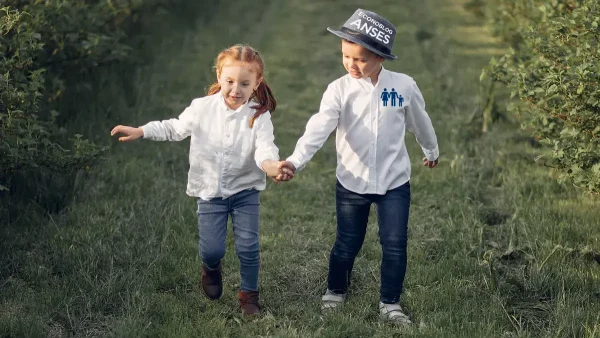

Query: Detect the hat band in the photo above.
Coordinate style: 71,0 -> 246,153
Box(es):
340,27 -> 391,56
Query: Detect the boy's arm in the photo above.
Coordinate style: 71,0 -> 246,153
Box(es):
405,82 -> 439,161
140,99 -> 198,141
284,84 -> 341,172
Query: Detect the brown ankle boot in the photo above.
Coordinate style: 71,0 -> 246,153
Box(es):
238,290 -> 261,316
201,262 -> 222,300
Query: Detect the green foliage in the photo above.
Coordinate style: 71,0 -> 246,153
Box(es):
0,6 -> 107,197
0,0 -> 175,204
4,0 -> 138,101
485,0 -> 600,193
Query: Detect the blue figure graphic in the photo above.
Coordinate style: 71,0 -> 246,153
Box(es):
381,88 -> 390,106
390,88 -> 398,107
389,88 -> 404,107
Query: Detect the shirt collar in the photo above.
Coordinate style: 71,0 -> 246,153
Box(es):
354,65 -> 387,89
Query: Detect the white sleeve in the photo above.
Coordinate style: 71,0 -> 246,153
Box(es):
286,83 -> 341,171
405,82 -> 439,161
253,112 -> 280,169
140,99 -> 199,141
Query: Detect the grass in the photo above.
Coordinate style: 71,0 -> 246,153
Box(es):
1,0 -> 599,337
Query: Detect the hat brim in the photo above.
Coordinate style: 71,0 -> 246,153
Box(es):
327,27 -> 397,60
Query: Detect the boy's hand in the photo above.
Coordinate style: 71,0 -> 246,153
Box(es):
111,125 -> 144,142
275,161 -> 296,182
278,161 -> 296,173
262,160 -> 294,183
423,157 -> 438,168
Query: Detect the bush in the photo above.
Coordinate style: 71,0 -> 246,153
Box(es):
484,0 -> 600,193
0,7 -> 107,193
0,0 -> 178,212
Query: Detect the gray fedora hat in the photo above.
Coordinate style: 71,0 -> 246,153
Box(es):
327,9 -> 397,60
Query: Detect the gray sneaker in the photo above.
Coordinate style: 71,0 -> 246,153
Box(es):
379,302 -> 412,325
321,289 -> 346,310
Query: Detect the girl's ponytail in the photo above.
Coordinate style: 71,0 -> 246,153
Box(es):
249,81 -> 277,128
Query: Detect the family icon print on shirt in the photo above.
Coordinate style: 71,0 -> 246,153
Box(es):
381,88 -> 403,107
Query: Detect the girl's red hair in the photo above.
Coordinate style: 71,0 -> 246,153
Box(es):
207,44 -> 276,128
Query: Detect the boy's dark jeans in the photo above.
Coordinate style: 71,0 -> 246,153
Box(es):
328,180 -> 410,304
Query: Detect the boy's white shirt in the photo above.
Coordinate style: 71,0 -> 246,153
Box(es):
287,66 -> 439,195
141,93 -> 279,200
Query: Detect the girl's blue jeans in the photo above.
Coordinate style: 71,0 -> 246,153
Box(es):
197,189 -> 260,292
328,180 -> 411,304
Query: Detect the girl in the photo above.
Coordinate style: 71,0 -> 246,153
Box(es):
111,44 -> 292,316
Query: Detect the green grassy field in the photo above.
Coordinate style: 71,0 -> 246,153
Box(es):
1,0 -> 599,337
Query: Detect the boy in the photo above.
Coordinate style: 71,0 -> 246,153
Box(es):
279,9 -> 439,323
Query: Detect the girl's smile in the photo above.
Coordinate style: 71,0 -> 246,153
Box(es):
218,63 -> 261,110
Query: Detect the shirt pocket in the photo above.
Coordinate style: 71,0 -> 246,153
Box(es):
379,104 -> 407,143
380,104 -> 405,124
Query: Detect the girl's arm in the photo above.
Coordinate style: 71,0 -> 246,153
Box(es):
136,99 -> 199,142
253,112 -> 282,177
404,82 -> 439,165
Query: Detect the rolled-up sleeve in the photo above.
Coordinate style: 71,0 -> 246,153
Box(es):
405,82 -> 439,161
140,99 -> 199,141
253,112 -> 279,169
286,83 -> 341,171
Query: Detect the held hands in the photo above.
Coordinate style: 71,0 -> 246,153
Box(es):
423,157 -> 439,168
261,160 -> 297,183
110,125 -> 143,142
276,161 -> 296,182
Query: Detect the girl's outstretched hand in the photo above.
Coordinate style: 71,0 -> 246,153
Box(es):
111,125 -> 143,142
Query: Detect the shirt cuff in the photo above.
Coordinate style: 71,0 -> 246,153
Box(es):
285,155 -> 304,173
422,145 -> 439,161
140,124 -> 151,140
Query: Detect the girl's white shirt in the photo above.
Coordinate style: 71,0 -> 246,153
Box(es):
141,93 -> 279,200
287,66 -> 439,195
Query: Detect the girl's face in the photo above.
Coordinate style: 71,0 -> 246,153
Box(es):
218,63 -> 261,110
341,40 -> 384,80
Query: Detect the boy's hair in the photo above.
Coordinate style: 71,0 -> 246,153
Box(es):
342,39 -> 384,59
207,44 -> 277,128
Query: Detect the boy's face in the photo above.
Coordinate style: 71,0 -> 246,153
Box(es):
218,63 -> 261,110
341,40 -> 384,80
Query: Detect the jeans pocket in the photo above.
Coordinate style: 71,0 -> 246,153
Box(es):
197,197 -> 217,214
